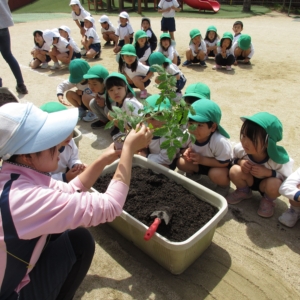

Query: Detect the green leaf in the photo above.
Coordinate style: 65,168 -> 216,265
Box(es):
182,132 -> 189,144
109,111 -> 117,119
158,82 -> 168,90
153,114 -> 167,122
105,120 -> 115,130
188,123 -> 197,131
118,120 -> 125,132
154,126 -> 169,137
167,146 -> 177,160
190,134 -> 196,144
189,106 -> 196,115
157,74 -> 167,81
173,128 -> 184,137
126,102 -> 135,113
172,139 -> 182,148
160,140 -> 171,149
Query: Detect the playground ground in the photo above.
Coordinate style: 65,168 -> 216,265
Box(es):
1,10 -> 300,300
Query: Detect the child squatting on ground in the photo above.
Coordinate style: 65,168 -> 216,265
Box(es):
40,102 -> 86,182
134,30 -> 152,65
232,20 -> 243,44
158,33 -> 180,66
204,25 -> 220,60
149,51 -> 186,101
83,64 -> 111,129
0,101 -> 152,299
59,25 -> 82,59
118,44 -> 153,99
183,29 -> 207,67
182,82 -> 211,105
226,112 -> 294,218
232,34 -> 254,65
177,99 -> 233,196
99,15 -> 117,47
141,17 -> 157,52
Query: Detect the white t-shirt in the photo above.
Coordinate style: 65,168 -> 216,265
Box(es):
138,47 -> 152,63
216,45 -> 234,56
279,168 -> 300,201
165,63 -> 182,77
232,41 -> 255,59
205,37 -> 220,48
118,97 -> 143,116
182,131 -> 233,164
123,61 -> 150,80
71,8 -> 91,22
101,23 -> 116,33
56,81 -> 94,96
85,27 -> 100,44
145,29 -> 153,38
189,40 -> 207,57
33,42 -> 50,52
54,37 -> 70,53
115,23 -> 134,40
233,142 -> 294,181
158,44 -> 178,61
233,33 -> 242,44
158,0 -> 180,18
68,37 -> 81,53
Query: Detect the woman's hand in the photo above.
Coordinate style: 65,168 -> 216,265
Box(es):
101,143 -> 122,165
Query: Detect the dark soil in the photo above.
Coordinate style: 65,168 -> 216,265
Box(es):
0,91 -> 18,107
93,167 -> 218,242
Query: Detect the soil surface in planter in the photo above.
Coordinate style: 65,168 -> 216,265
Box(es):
93,167 -> 218,242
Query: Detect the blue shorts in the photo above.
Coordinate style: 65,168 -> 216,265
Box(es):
129,76 -> 151,88
176,75 -> 186,93
89,43 -> 101,53
207,50 -> 215,57
161,17 -> 176,32
118,37 -> 133,47
250,176 -> 264,195
80,21 -> 84,28
72,52 -> 82,59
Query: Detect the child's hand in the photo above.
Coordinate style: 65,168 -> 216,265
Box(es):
240,159 -> 253,174
66,165 -> 85,182
137,148 -> 148,157
58,95 -> 71,106
250,165 -> 270,179
95,95 -> 105,107
182,148 -> 192,162
244,58 -> 250,63
189,152 -> 203,164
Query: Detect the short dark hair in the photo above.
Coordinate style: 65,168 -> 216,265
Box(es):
88,78 -> 104,84
233,21 -> 243,28
188,118 -> 214,128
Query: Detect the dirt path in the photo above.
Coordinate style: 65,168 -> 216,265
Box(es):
1,11 -> 299,299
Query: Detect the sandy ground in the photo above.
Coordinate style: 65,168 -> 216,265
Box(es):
1,11 -> 300,299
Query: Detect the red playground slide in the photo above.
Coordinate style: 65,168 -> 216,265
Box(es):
183,0 -> 220,13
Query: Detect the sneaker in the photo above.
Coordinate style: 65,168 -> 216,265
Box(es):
226,65 -> 232,71
50,62 -> 61,70
80,49 -> 87,56
140,89 -> 148,99
94,52 -> 101,59
199,60 -> 207,67
104,41 -> 111,46
78,107 -> 86,120
278,206 -> 300,227
182,60 -> 192,66
16,84 -> 28,94
186,173 -> 202,182
40,62 -> 49,69
215,185 -> 230,197
83,111 -> 98,122
91,120 -> 108,129
212,64 -> 221,70
257,197 -> 275,218
110,126 -> 120,137
226,188 -> 252,205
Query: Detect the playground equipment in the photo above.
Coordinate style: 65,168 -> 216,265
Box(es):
183,0 -> 220,13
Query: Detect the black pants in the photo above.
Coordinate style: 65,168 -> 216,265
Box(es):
18,228 -> 95,300
215,53 -> 235,66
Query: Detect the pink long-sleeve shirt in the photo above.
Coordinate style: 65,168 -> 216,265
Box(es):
0,162 -> 128,295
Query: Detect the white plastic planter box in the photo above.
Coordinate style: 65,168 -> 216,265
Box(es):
93,155 -> 228,274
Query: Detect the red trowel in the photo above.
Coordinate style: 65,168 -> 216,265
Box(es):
144,207 -> 172,241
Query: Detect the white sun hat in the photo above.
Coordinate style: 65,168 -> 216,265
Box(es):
59,25 -> 71,36
0,103 -> 78,160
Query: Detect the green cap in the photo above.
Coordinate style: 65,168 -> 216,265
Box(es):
238,34 -> 251,50
190,29 -> 201,39
183,83 -> 211,100
104,72 -> 135,96
135,30 -> 148,40
83,65 -> 109,80
144,94 -> 171,113
120,44 -> 137,56
188,99 -> 230,138
40,102 -> 67,113
160,33 -> 171,40
68,59 -> 90,83
206,25 -> 217,33
241,112 -> 289,164
148,52 -> 172,72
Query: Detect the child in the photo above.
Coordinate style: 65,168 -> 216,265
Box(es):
30,30 -> 51,69
137,94 -> 178,168
213,32 -> 235,71
99,15 -> 117,46
157,0 -> 181,41
177,99 -> 232,196
113,11 -> 134,54
56,59 -> 95,120
149,52 -> 186,101
134,30 -> 151,65
69,0 -> 91,38
158,33 -> 180,66
40,102 -> 86,182
182,29 -> 207,67
118,44 -> 152,99
226,112 -> 294,218
59,25 -> 81,59
232,20 -> 243,43
204,25 -> 219,59
232,34 -> 254,65
105,72 -> 143,134
278,168 -> 300,227
182,82 -> 211,105
83,64 -> 111,129
141,17 -> 157,52
81,16 -> 101,59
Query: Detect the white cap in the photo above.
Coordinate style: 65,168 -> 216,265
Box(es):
51,28 -> 60,38
59,25 -> 71,36
119,11 -> 129,20
84,16 -> 95,24
99,15 -> 109,23
69,0 -> 81,5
